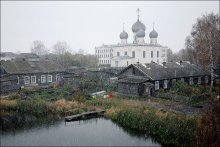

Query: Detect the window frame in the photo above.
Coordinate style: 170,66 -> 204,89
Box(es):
198,77 -> 201,84
24,76 -> 30,85
132,51 -> 135,58
155,81 -> 159,90
205,76 -> 209,84
143,51 -> 145,58
47,75 -> 53,83
163,80 -> 167,89
189,77 -> 193,85
41,75 -> 46,83
31,75 -> 36,84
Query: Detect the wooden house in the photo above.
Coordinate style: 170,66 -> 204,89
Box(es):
0,74 -> 21,94
117,61 -> 210,96
0,59 -> 66,89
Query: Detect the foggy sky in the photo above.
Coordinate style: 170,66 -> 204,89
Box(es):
1,1 -> 219,54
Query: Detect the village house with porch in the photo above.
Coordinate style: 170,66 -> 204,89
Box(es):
117,61 -> 210,96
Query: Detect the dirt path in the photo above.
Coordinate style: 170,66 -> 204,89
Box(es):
143,99 -> 211,115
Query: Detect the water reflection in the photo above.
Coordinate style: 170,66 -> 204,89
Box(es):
1,116 -> 160,146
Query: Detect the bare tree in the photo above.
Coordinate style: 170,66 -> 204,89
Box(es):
52,41 -> 71,68
185,12 -> 220,92
53,41 -> 70,55
30,40 -> 48,56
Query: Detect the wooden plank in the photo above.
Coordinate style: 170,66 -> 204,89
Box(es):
64,110 -> 106,122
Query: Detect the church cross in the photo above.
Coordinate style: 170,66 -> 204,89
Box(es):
136,8 -> 140,20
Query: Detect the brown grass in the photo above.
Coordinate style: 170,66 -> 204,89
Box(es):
48,99 -> 78,112
0,99 -> 17,110
104,107 -> 120,119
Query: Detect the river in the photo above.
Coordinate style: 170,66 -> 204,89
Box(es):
1,117 -> 160,146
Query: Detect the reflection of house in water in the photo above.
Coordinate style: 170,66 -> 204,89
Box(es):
117,61 -> 210,96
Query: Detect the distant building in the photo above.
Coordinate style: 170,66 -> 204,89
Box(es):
117,61 -> 210,96
0,52 -> 17,61
95,9 -> 168,67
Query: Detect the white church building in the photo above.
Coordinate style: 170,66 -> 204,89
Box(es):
95,9 -> 168,67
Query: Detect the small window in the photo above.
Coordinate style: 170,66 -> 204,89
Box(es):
115,61 -> 118,67
17,76 -> 20,84
41,75 -> 46,83
47,75 -> 52,83
189,77 -> 193,85
155,81 -> 159,90
151,51 -> 153,58
143,51 -> 145,58
164,80 -> 167,89
125,51 -> 127,56
56,74 -> 60,82
132,68 -> 135,74
117,52 -> 120,56
198,77 -> 201,84
31,76 -> 36,84
157,51 -> 159,58
132,51 -> 135,58
205,76 -> 209,84
24,76 -> 30,85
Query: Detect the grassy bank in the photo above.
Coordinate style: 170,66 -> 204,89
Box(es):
1,90 -> 217,146
105,106 -> 197,146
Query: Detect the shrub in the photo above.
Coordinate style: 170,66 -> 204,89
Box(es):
197,101 -> 220,146
17,99 -> 48,116
112,107 -> 197,146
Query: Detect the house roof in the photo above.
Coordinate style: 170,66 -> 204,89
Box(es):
119,61 -> 210,81
118,75 -> 149,84
0,60 -> 65,74
16,53 -> 39,59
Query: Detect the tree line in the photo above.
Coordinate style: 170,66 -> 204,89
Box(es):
30,41 -> 97,68
167,12 -> 219,70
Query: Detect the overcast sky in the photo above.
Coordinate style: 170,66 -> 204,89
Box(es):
1,1 -> 219,54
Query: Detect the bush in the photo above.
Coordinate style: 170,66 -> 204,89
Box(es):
197,101 -> 220,146
17,99 -> 48,116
